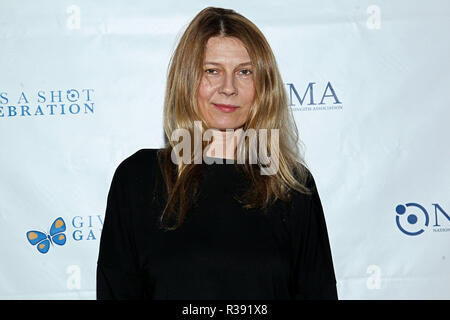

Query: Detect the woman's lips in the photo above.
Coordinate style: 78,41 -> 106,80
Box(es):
213,103 -> 239,113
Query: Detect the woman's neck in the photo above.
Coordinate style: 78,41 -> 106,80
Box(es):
205,127 -> 244,160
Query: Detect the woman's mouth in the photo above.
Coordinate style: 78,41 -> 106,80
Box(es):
213,103 -> 239,113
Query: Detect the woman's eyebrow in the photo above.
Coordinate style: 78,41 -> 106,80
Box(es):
204,61 -> 253,67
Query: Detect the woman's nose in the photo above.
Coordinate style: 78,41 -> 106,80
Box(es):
219,73 -> 237,96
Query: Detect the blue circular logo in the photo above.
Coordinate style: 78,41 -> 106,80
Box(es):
395,203 -> 429,236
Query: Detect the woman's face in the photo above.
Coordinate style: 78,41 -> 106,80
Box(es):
197,36 -> 255,130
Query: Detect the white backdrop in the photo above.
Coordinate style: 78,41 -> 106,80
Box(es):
1,0 -> 449,299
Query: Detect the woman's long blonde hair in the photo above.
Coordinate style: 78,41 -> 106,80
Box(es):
157,7 -> 312,231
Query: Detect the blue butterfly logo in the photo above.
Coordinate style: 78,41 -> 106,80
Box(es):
26,217 -> 67,254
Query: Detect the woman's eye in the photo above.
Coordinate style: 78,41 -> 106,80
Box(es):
204,68 -> 252,76
239,69 -> 252,75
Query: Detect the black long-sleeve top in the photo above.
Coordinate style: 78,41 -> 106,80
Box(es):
96,149 -> 338,299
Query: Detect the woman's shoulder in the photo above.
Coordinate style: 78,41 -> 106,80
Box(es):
292,162 -> 317,195
280,164 -> 324,228
119,148 -> 161,167
113,148 -> 163,183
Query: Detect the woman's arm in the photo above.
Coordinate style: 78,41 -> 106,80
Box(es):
96,160 -> 145,299
291,171 -> 338,300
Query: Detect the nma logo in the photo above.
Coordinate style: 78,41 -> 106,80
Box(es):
286,82 -> 343,111
395,203 -> 450,236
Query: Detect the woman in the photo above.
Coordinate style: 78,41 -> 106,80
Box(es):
97,7 -> 338,300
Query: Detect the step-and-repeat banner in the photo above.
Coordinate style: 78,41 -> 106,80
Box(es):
1,0 -> 449,299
